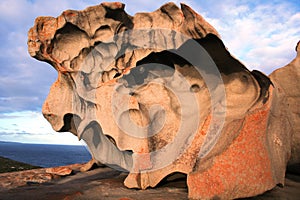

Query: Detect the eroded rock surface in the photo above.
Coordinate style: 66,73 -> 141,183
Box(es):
27,2 -> 299,199
0,163 -> 84,190
1,167 -> 300,200
269,41 -> 300,174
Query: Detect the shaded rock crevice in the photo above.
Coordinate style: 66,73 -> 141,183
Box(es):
27,2 -> 299,199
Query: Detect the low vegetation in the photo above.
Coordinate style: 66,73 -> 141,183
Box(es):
0,156 -> 41,173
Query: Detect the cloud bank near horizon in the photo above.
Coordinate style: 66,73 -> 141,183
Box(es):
0,0 -> 299,144
0,111 -> 83,145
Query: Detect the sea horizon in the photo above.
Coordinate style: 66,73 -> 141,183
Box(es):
0,140 -> 85,146
0,141 -> 92,168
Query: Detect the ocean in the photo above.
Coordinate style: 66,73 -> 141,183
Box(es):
0,141 -> 92,168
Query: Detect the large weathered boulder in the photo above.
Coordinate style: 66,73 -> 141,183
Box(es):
269,41 -> 300,174
27,2 -> 299,199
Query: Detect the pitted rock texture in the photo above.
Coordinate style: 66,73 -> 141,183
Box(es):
28,2 -> 299,199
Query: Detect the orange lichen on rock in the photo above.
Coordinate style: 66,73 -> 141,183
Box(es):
188,92 -> 275,199
27,2 -> 299,199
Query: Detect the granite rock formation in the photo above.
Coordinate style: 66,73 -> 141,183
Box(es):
269,41 -> 300,175
27,2 -> 299,199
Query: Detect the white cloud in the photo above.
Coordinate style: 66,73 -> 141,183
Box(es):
196,0 -> 300,74
0,111 -> 82,145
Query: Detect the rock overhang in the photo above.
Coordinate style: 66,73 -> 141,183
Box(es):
27,2 -> 300,199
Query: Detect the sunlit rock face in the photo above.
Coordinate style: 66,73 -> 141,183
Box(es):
28,2 -> 299,199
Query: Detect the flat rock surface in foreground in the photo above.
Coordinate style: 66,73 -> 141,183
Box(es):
0,167 -> 299,200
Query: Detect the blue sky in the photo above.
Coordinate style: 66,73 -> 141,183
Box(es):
0,0 -> 299,145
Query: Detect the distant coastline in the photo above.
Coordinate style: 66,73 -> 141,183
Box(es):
0,141 -> 91,168
0,141 -> 20,144
0,156 -> 41,173
0,140 -> 84,146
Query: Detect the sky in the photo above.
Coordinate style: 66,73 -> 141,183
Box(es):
0,0 -> 299,145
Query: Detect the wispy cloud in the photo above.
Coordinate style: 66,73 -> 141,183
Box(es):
0,131 -> 84,145
193,0 -> 300,74
0,111 -> 82,144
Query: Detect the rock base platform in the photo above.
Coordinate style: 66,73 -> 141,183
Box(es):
0,165 -> 299,200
